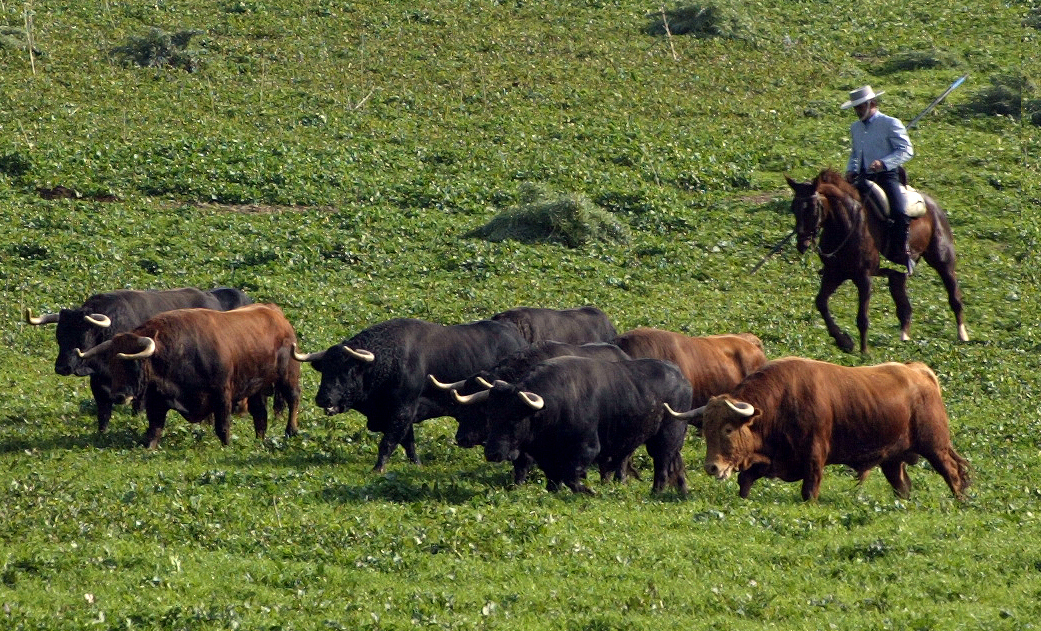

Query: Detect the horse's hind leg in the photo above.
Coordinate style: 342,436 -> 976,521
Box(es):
884,270 -> 913,341
816,273 -> 856,353
933,263 -> 969,341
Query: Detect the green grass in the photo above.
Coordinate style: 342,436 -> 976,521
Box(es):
1,0 -> 1039,628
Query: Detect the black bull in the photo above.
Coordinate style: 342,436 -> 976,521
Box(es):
24,287 -> 253,431
453,356 -> 694,495
292,317 -> 529,472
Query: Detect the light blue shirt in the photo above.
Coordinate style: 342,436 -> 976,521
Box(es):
846,111 -> 913,174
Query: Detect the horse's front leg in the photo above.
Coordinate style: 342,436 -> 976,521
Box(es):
815,272 -> 855,353
853,273 -> 873,353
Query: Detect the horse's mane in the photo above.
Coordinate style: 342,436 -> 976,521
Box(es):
815,168 -> 860,200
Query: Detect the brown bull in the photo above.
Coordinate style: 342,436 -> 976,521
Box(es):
672,357 -> 969,501
613,328 -> 767,407
79,303 -> 300,448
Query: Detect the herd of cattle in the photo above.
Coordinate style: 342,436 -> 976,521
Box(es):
23,286 -> 970,501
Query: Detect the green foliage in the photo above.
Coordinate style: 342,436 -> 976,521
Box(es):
956,72 -> 1036,120
0,0 -> 1038,629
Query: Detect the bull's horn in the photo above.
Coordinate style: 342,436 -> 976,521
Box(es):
429,374 -> 466,391
291,344 -> 326,363
25,309 -> 61,325
724,399 -> 755,417
518,390 -> 544,410
476,376 -> 495,389
453,389 -> 491,405
76,339 -> 114,359
117,337 -> 156,360
344,345 -> 375,362
663,402 -> 705,419
84,313 -> 112,328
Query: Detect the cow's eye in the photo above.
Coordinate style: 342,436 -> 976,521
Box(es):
723,426 -> 733,435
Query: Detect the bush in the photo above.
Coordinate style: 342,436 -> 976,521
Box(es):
955,73 -> 1035,120
111,27 -> 204,72
0,150 -> 32,178
879,49 -> 962,73
646,3 -> 755,42
466,183 -> 630,248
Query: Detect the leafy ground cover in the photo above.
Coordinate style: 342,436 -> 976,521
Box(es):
1,0 -> 1039,629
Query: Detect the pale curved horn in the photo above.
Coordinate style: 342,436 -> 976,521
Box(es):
518,390 -> 544,410
476,376 -> 495,389
724,399 -> 755,417
429,374 -> 467,391
453,388 -> 491,405
84,313 -> 112,328
24,309 -> 61,325
344,345 -> 375,362
117,337 -> 156,360
75,339 -> 114,360
291,343 -> 326,363
663,402 -> 705,419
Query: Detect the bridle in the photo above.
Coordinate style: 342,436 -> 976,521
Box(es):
793,190 -> 857,259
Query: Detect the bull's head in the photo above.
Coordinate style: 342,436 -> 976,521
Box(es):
786,175 -> 823,255
428,373 -> 496,448
292,343 -> 375,415
30,308 -> 115,376
699,395 -> 761,481
452,381 -> 544,463
102,334 -> 155,404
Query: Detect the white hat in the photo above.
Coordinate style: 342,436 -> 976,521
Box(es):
840,85 -> 884,109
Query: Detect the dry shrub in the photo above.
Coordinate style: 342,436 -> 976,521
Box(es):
879,49 -> 962,73
646,4 -> 755,42
112,28 -> 204,72
466,183 -> 629,248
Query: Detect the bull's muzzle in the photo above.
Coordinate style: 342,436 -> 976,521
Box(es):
704,461 -> 733,480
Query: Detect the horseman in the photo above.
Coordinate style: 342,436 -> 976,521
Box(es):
841,85 -> 915,275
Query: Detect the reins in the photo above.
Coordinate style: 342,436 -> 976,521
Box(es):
798,191 -> 859,259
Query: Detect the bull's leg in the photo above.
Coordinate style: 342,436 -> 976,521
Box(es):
736,466 -> 767,498
142,400 -> 169,449
880,460 -> 912,499
212,396 -> 235,446
373,419 -> 418,472
247,394 -> 269,440
89,375 -> 114,433
853,273 -> 873,354
402,424 -> 421,465
816,273 -> 855,353
922,447 -> 972,499
800,460 -> 824,501
280,381 -> 301,437
511,452 -> 536,485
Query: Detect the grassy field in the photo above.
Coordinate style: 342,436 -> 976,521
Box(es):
1,0 -> 1040,629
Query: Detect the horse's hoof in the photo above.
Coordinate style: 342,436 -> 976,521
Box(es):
837,336 -> 856,353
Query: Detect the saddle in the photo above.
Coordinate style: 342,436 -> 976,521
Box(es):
862,180 -> 927,220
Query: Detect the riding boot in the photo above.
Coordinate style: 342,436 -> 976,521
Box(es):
891,219 -> 914,276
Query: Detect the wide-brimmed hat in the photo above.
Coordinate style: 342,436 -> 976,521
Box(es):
840,85 -> 884,109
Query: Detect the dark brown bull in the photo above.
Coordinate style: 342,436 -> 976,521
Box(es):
671,357 -> 970,501
78,304 -> 300,448
613,328 -> 767,408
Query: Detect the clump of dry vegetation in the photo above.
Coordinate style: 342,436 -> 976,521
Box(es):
111,27 -> 204,72
466,183 -> 630,248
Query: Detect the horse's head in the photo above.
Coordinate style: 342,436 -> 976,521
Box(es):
785,175 -> 822,254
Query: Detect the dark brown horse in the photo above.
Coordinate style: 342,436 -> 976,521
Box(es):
785,169 -> 968,353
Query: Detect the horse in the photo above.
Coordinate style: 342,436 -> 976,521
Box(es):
784,168 -> 969,353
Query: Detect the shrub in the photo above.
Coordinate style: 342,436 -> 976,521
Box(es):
879,49 -> 963,73
646,3 -> 755,42
466,183 -> 630,248
955,72 -> 1035,121
0,150 -> 32,178
111,27 -> 204,72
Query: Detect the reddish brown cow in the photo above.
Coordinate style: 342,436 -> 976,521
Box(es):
672,357 -> 970,501
78,304 -> 300,448
613,329 -> 767,407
